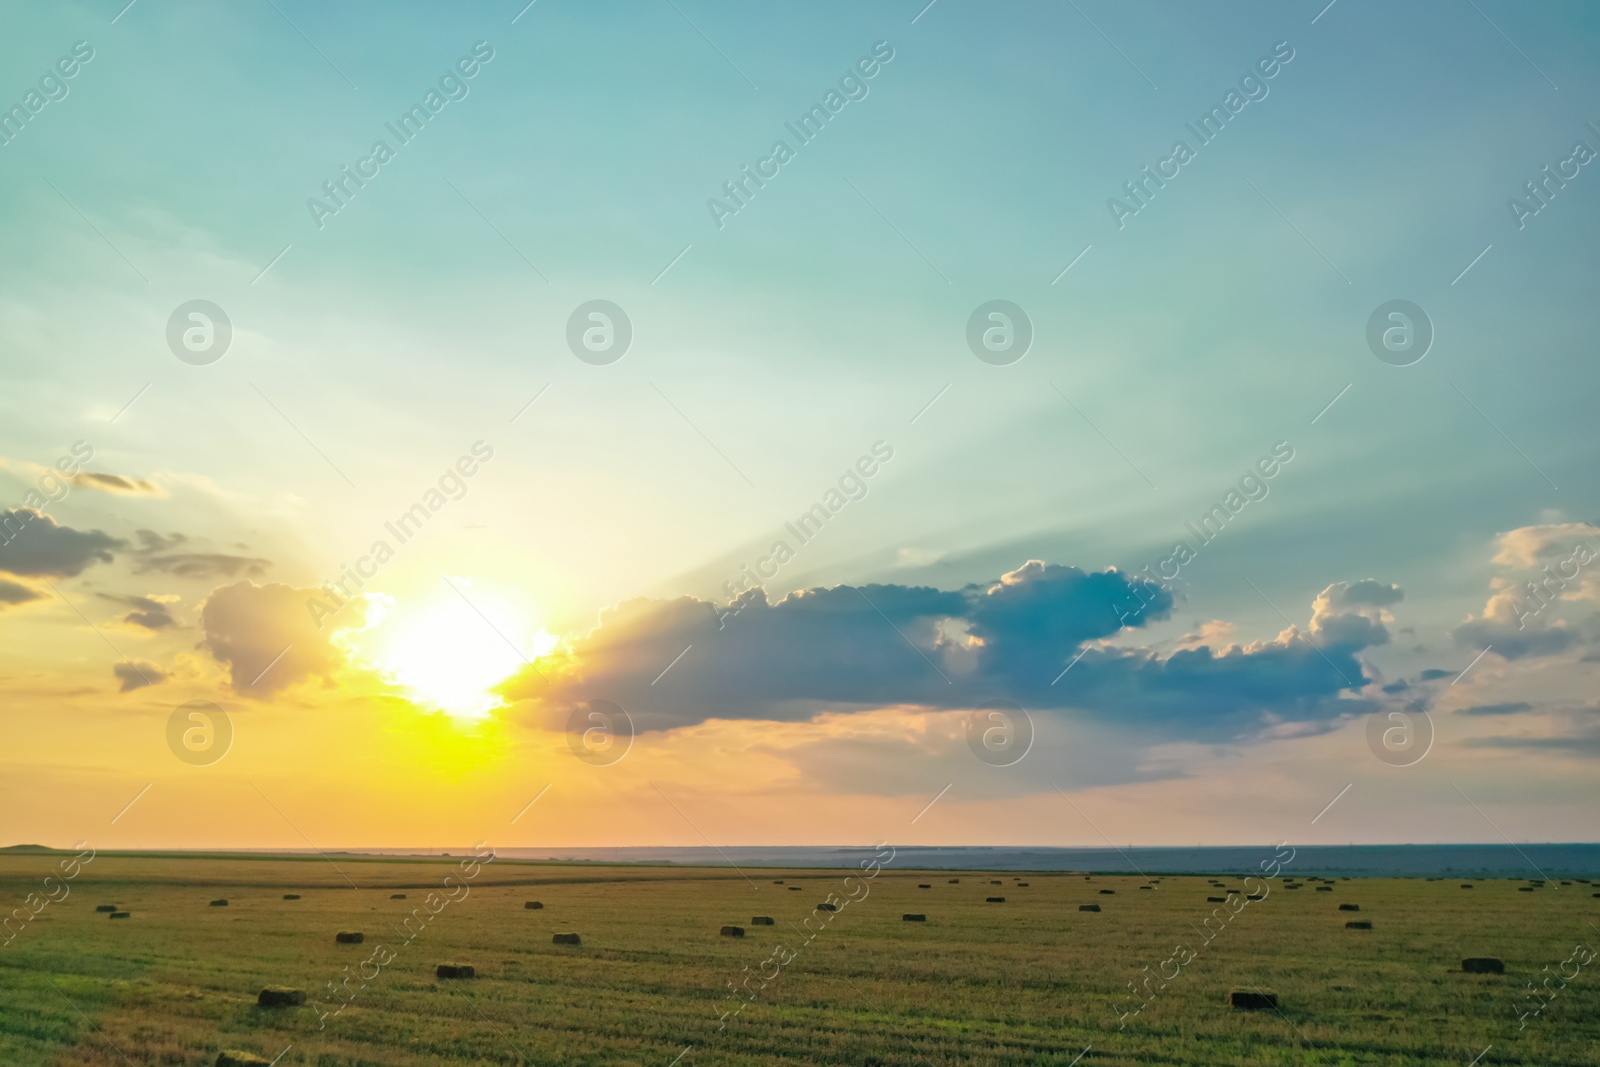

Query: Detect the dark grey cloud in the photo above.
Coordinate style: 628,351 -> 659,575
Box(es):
199,580 -> 361,693
1459,701 -> 1534,716
1451,616 -> 1582,660
130,529 -> 270,581
503,562 -> 1389,743
96,592 -> 178,630
0,577 -> 44,607
0,509 -> 122,577
113,660 -> 167,692
1419,668 -> 1453,681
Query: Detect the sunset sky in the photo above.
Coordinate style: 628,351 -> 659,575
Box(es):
2,0 -> 1597,851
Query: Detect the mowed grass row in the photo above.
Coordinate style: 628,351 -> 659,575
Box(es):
0,856 -> 1594,1065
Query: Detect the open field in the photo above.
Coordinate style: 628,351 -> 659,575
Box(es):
2,853 -> 1596,1066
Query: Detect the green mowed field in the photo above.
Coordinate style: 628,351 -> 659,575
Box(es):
1,855 -> 1596,1066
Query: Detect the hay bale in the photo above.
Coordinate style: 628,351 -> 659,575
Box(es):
1018,882 -> 1030,887
95,905 -> 118,913
435,963 -> 475,979
1099,889 -> 1115,895
902,913 -> 926,922
524,901 -> 544,910
552,933 -> 581,945
1079,904 -> 1101,912
282,894 -> 300,900
772,880 -> 784,884
786,886 -> 801,891
1345,920 -> 1372,930
918,883 -> 931,888
390,893 -> 407,900
209,899 -> 229,907
948,879 -> 960,884
335,931 -> 364,944
751,916 -> 775,925
216,1052 -> 272,1067
1247,893 -> 1265,901
816,903 -> 837,912
1460,884 -> 1473,889
990,880 -> 1002,885
1316,886 -> 1333,892
720,926 -> 745,938
1230,991 -> 1278,1011
256,986 -> 305,1007
986,896 -> 1006,903
109,911 -> 130,919
1518,887 -> 1534,892
1207,896 -> 1226,903
1139,885 -> 1152,891
1462,957 -> 1504,974
1338,904 -> 1360,911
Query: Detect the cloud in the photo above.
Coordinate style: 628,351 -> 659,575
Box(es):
72,471 -> 162,496
96,592 -> 179,630
0,510 -> 122,577
503,561 -> 1390,743
113,660 -> 167,692
1452,587 -> 1582,660
198,580 -> 362,693
0,577 -> 44,607
1459,701 -> 1534,716
1320,579 -> 1404,610
1419,668 -> 1453,681
131,530 -> 270,580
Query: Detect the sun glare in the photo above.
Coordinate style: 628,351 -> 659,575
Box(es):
362,582 -> 556,720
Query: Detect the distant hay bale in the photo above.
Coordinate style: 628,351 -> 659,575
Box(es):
1229,991 -> 1278,1011
524,901 -> 544,910
435,963 -> 475,979
772,880 -> 784,884
918,884 -> 931,889
787,886 -> 802,891
1462,957 -> 1504,974
990,880 -> 1002,885
720,926 -> 745,938
1338,904 -> 1359,911
1099,889 -> 1115,895
552,933 -> 582,945
1207,896 -> 1226,903
256,986 -> 305,1008
1018,882 -> 1030,887
109,911 -> 130,919
816,903 -> 837,912
1316,886 -> 1333,892
1460,884 -> 1473,889
1345,920 -> 1372,929
948,879 -> 960,884
95,905 -> 118,913
1079,904 -> 1101,912
1247,893 -> 1265,901
752,916 -> 774,925
390,894 -> 407,900
282,894 -> 300,900
902,913 -> 927,923
216,1051 -> 272,1067
1139,886 -> 1152,891
335,931 -> 364,944
1518,887 -> 1534,892
210,899 -> 229,907
986,896 -> 1005,903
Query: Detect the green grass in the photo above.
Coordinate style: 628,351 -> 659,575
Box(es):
1,855 -> 1595,1065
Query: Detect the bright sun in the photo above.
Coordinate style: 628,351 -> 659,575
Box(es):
361,581 -> 557,720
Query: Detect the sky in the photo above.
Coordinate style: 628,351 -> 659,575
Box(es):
1,0 -> 1597,852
